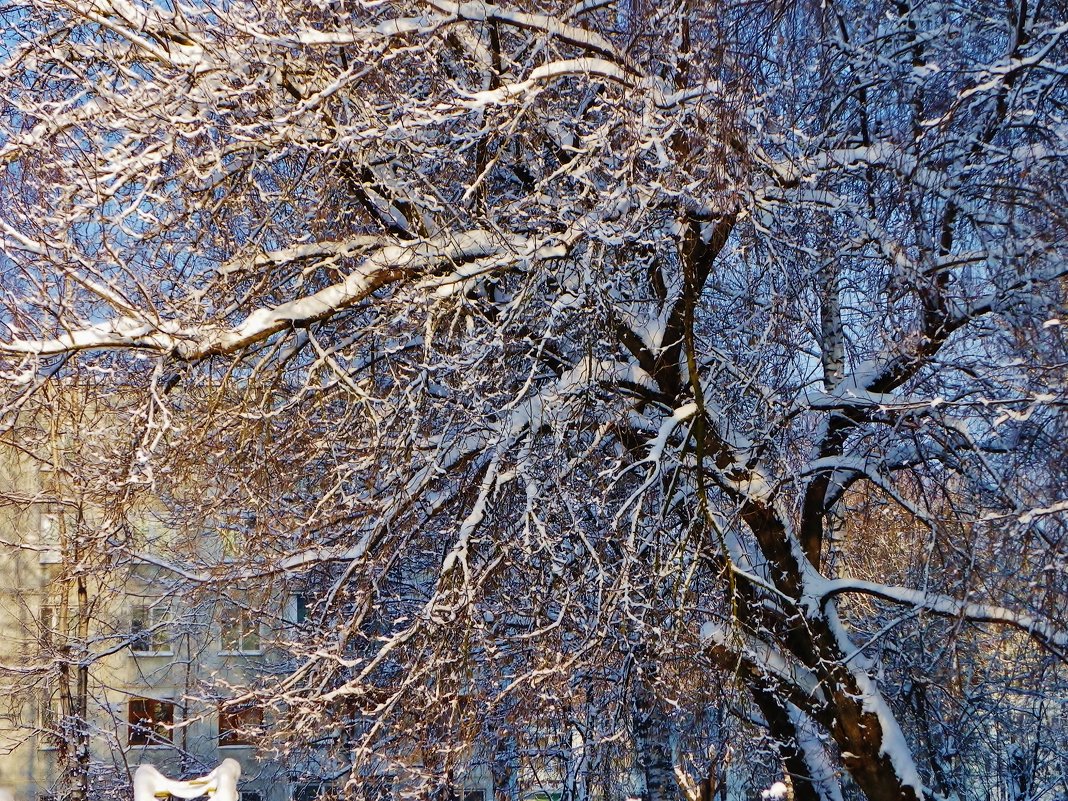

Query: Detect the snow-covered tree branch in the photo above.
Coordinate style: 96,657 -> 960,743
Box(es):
2,0 -> 1066,799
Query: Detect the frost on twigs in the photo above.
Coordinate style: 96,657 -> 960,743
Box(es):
1,0 -> 1066,800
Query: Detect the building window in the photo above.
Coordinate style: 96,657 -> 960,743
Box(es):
293,784 -> 346,801
128,697 -> 174,745
520,793 -> 560,801
219,703 -> 264,747
362,778 -> 396,801
38,680 -> 63,748
40,685 -> 62,730
38,512 -> 63,564
241,793 -> 263,801
293,785 -> 326,801
130,605 -> 171,655
39,603 -> 68,651
220,601 -> 261,653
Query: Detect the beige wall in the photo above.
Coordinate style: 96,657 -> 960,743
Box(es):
0,425 -> 287,801
0,402 -> 503,801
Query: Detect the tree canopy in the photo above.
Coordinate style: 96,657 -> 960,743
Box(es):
1,0 -> 1067,799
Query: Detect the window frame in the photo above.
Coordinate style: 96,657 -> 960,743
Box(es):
127,697 -> 175,746
38,602 -> 68,651
37,680 -> 63,750
219,600 -> 262,655
218,702 -> 264,748
130,603 -> 172,656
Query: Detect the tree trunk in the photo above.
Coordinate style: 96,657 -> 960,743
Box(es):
72,570 -> 90,801
632,664 -> 678,801
492,727 -> 520,801
751,688 -> 823,801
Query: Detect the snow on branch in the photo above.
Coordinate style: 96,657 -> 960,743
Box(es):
224,236 -> 387,274
700,620 -> 827,706
124,538 -> 381,584
282,15 -> 444,45
458,58 -> 635,107
0,230 -> 571,361
1017,500 -> 1068,524
812,578 -> 1068,653
420,0 -> 625,61
764,142 -> 944,193
72,0 -> 213,71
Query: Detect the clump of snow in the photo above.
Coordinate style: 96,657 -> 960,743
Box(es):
761,782 -> 788,800
134,759 -> 240,801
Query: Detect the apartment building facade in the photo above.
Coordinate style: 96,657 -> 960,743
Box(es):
0,399 -> 305,801
0,408 -> 498,801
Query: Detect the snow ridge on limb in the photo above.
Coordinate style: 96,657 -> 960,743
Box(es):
124,539 -> 380,584
810,577 -> 1068,654
785,703 -> 845,801
459,58 -> 636,107
0,230 -> 572,360
699,620 -> 826,706
419,0 -> 625,61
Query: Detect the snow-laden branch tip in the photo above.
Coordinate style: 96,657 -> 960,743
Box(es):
765,142 -> 943,194
420,0 -> 626,62
811,578 -> 1068,652
1016,500 -> 1068,524
459,58 -> 635,107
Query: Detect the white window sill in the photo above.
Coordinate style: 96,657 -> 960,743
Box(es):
131,651 -> 174,657
218,650 -> 262,656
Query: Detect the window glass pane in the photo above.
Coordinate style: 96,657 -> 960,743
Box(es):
220,603 -> 238,650
130,606 -> 150,652
221,602 -> 260,652
128,698 -> 174,745
131,605 -> 169,653
219,704 -> 263,746
40,682 -> 62,733
292,784 -> 341,801
242,618 -> 260,651
361,778 -> 395,801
